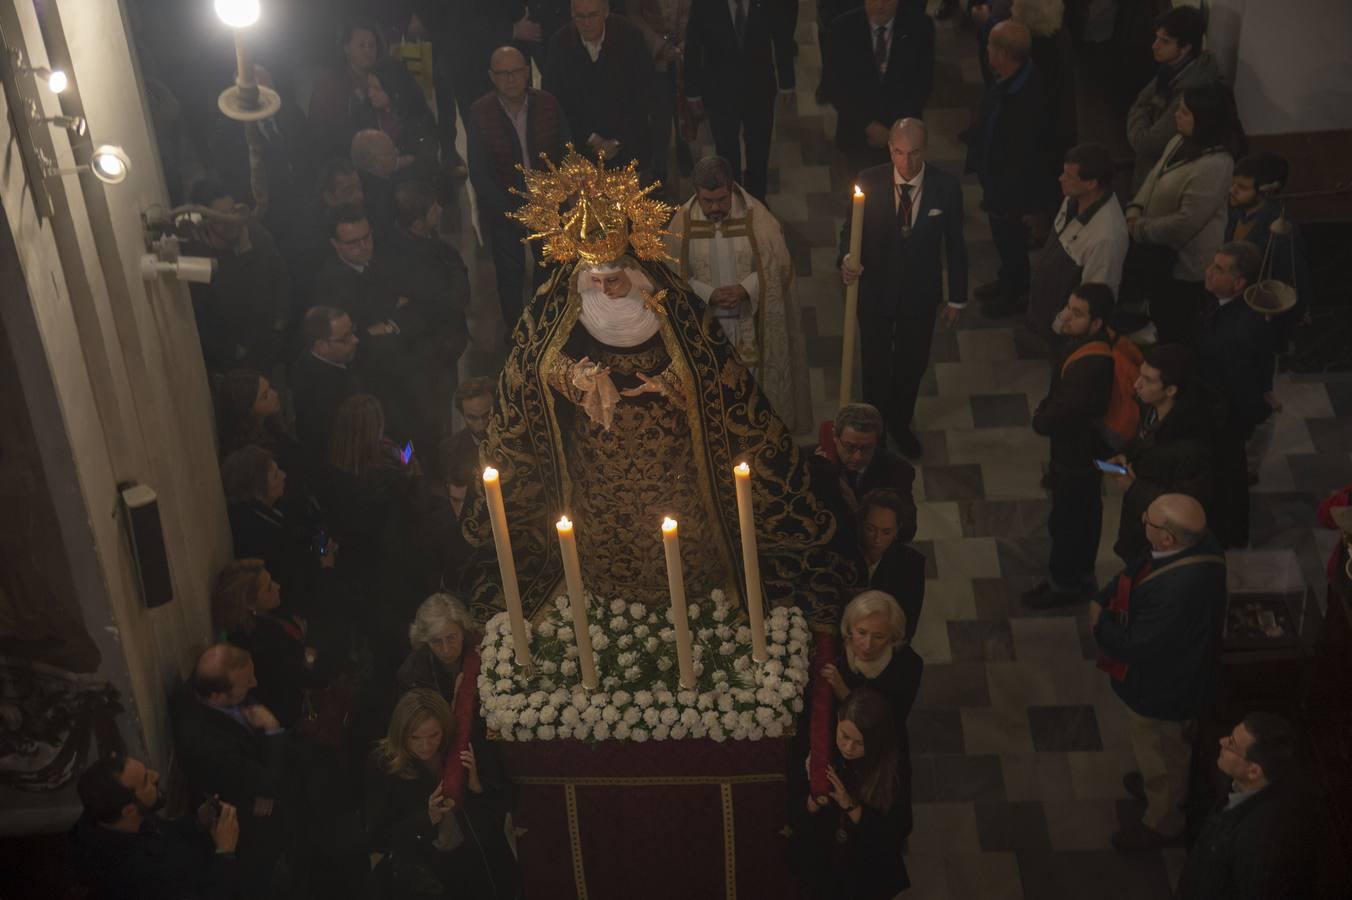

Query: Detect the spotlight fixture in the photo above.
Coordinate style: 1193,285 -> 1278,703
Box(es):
28,100 -> 86,138
7,48 -> 68,93
215,0 -> 260,28
42,144 -> 132,185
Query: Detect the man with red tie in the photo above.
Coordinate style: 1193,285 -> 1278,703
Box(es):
839,118 -> 968,460
1091,493 -> 1227,853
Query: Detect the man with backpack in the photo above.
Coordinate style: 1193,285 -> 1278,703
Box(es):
1026,283 -> 1139,608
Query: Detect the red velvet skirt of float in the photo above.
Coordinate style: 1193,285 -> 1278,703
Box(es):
499,736 -> 800,900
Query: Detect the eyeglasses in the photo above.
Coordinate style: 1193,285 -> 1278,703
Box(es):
491,66 -> 530,78
1142,516 -> 1174,536
838,439 -> 876,457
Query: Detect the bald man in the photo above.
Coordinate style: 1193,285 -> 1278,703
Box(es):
839,117 -> 969,459
468,46 -> 571,328
1091,493 -> 1227,852
965,19 -> 1058,318
171,644 -> 288,893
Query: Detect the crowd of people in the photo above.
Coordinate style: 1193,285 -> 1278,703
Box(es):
64,1 -> 1328,899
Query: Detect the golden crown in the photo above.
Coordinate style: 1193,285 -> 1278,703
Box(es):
509,146 -> 673,266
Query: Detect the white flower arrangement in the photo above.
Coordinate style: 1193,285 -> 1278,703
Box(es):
478,589 -> 810,743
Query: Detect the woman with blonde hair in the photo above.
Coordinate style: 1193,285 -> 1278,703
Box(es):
821,589 -> 923,841
365,689 -> 518,898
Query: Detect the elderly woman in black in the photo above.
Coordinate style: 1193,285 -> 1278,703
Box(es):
794,689 -> 910,899
821,590 -> 923,842
365,689 -> 518,899
397,593 -> 478,705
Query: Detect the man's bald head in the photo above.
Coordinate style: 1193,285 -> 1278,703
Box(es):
351,129 -> 398,179
889,117 -> 928,149
489,46 -> 531,102
887,118 -> 927,180
191,643 -> 255,705
490,46 -> 527,71
988,21 -> 1032,78
1145,493 -> 1208,552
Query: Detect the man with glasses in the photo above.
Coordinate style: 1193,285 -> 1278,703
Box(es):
1177,712 -> 1322,898
1090,493 -> 1226,852
1126,5 -> 1222,189
292,306 -> 363,464
468,45 -> 570,330
811,402 -> 917,544
543,0 -> 653,173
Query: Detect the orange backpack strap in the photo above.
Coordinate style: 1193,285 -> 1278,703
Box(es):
1060,341 -> 1112,376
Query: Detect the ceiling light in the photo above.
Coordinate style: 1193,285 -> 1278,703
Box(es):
91,145 -> 131,183
46,69 -> 68,93
215,0 -> 260,28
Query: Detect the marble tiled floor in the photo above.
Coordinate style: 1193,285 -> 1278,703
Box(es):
438,4 -> 1348,898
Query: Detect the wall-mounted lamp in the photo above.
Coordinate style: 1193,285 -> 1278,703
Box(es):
8,48 -> 67,93
28,100 -> 86,138
139,236 -> 216,284
215,0 -> 260,28
42,144 -> 132,185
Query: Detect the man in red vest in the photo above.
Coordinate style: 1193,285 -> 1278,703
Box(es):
467,46 -> 572,332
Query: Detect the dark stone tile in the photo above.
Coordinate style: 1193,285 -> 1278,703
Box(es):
960,499 -> 1049,539
973,801 -> 1052,851
805,335 -> 838,368
798,304 -> 819,338
1114,796 -> 1147,830
970,393 -> 1031,428
915,430 -> 949,466
995,537 -> 1054,578
910,754 -> 937,803
1326,381 -> 1352,418
1286,453 -> 1352,494
1014,323 -> 1053,361
804,191 -> 840,221
1016,849 -> 1173,900
915,661 -> 992,707
1027,705 -> 1104,752
931,753 -> 1007,802
909,707 -> 967,754
917,364 -> 939,398
922,463 -> 986,501
1306,417 -> 1352,455
1248,492 -> 1319,538
1075,611 -> 1100,661
948,619 -> 1016,662
929,328 -> 961,364
909,540 -> 939,579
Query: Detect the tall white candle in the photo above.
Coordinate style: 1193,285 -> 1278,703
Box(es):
556,516 -> 599,689
732,462 -> 769,663
482,467 -> 530,666
839,185 -> 865,408
661,517 -> 697,689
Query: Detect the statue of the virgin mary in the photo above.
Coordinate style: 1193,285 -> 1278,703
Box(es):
459,150 -> 860,627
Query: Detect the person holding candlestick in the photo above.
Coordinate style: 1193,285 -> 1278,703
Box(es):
839,118 -> 968,460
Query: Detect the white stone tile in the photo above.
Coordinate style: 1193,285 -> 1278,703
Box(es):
946,852 -> 1023,900
916,500 -> 965,540
925,577 -> 979,620
909,803 -> 981,856
933,536 -> 1002,579
912,605 -> 954,663
915,394 -> 976,431
957,328 -> 1018,362
1225,548 -> 1304,594
1272,378 -> 1334,419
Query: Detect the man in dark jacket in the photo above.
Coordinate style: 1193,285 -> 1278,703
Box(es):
840,118 -> 969,459
966,20 -> 1057,317
683,0 -> 797,200
1177,712 -> 1323,899
821,0 -> 935,177
1198,241 -> 1270,550
291,306 -> 363,466
1091,493 -> 1227,851
1025,283 -> 1115,608
542,0 -> 654,173
172,644 -> 289,895
468,46 -> 571,328
858,488 -> 926,640
68,752 -> 241,900
1110,344 -> 1217,562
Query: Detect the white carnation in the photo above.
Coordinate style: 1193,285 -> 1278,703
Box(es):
593,721 -> 612,740
659,707 -> 679,726
755,707 -> 776,726
561,706 -> 581,725
592,634 -> 610,651
652,724 -> 670,740
539,705 -> 558,724
647,637 -> 661,653
496,662 -> 514,677
617,634 -> 634,649
610,599 -> 627,615
555,596 -> 570,612
590,692 -> 610,708
609,616 -> 627,632
498,708 -> 519,727
617,652 -> 637,668
721,710 -> 740,730
634,690 -> 653,708
711,671 -> 728,683
633,625 -> 650,638
655,690 -> 674,706
766,721 -> 784,738
779,682 -> 798,700
708,724 -> 726,742
540,661 -> 559,674
581,706 -> 601,724
712,605 -> 729,623
629,602 -> 645,620
658,628 -> 675,643
768,644 -> 786,658
558,626 -> 574,642
680,708 -> 700,727
631,727 -> 650,742
687,603 -> 700,620
613,690 -> 632,707
642,707 -> 660,726
669,724 -> 688,740
520,708 -> 540,727
719,642 -> 737,657
572,722 -> 591,740
560,660 -> 578,677
701,710 -> 720,728
515,727 -> 532,741
622,707 -> 641,726
536,724 -> 556,740
764,660 -> 784,676
537,621 -> 556,639
655,659 -> 672,672
697,693 -> 714,710
625,665 -> 643,680
495,677 -> 514,692
677,690 -> 698,706
601,706 -> 620,724
528,691 -> 548,708
614,722 -> 632,740
771,629 -> 788,644
717,694 -> 735,712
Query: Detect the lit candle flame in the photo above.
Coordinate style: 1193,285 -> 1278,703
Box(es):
483,467 -> 499,482
557,515 -> 573,531
734,462 -> 750,477
853,185 -> 863,197
662,517 -> 678,533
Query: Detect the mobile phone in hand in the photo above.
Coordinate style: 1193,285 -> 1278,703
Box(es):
1094,459 -> 1129,476
401,440 -> 414,466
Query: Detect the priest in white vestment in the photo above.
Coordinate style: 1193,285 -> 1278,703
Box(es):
666,156 -> 812,435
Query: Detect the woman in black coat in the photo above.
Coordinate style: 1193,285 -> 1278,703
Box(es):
858,488 -> 926,641
366,689 -> 518,900
216,369 -> 315,511
793,688 -> 911,900
212,559 -> 324,729
822,589 -> 923,841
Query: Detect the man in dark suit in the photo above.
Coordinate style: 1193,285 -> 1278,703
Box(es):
966,20 -> 1057,317
68,752 -> 241,900
683,0 -> 797,200
1198,242 -> 1271,550
822,0 -> 935,177
542,0 -> 654,172
1091,493 -> 1226,852
1177,712 -> 1323,899
172,644 -> 288,895
291,306 -> 362,466
467,46 -> 571,328
840,118 -> 968,460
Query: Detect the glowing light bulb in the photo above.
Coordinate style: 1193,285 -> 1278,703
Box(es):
214,0 -> 260,28
47,69 -> 68,93
90,145 -> 130,184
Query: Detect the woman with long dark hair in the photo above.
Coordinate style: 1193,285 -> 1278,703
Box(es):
215,369 -> 313,505
1125,82 -> 1243,346
793,688 -> 910,899
365,689 -> 518,899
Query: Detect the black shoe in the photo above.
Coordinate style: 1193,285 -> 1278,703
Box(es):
1122,771 -> 1146,804
1022,582 -> 1088,610
895,430 -> 923,461
974,280 -> 1003,301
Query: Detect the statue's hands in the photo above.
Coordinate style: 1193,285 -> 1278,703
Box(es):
570,356 -> 612,392
620,372 -> 665,399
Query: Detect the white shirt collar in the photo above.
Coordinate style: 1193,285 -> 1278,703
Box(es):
1217,294 -> 1238,307
893,163 -> 924,189
870,17 -> 895,35
582,28 -> 606,60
